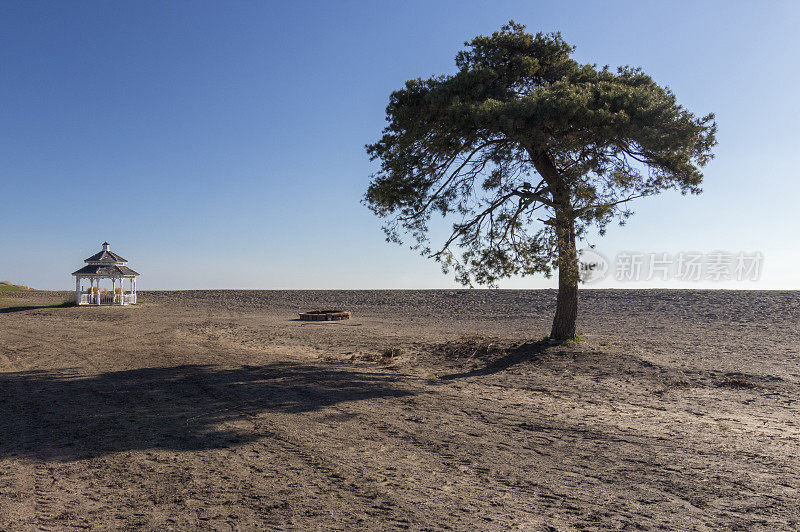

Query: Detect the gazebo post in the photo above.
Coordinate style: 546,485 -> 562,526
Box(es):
75,276 -> 80,305
96,277 -> 101,305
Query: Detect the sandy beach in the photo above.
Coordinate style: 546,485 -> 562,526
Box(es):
1,289 -> 798,530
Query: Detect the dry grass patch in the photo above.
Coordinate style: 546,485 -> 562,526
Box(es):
319,350 -> 401,366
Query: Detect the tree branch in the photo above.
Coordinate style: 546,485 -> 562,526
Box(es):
399,139 -> 508,221
572,193 -> 648,216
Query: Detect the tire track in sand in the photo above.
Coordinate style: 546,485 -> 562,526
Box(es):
1,328 -> 95,531
187,363 -> 425,529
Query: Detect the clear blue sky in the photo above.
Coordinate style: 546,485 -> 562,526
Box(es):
2,1 -> 798,290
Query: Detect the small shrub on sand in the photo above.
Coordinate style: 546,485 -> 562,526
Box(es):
381,347 -> 404,358
562,334 -> 587,347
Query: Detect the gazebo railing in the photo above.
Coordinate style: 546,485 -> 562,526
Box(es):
98,291 -> 113,305
77,289 -> 136,305
115,292 -> 137,305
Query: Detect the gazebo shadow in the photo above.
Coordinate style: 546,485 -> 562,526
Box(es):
0,302 -> 75,313
0,362 -> 414,462
0,305 -> 47,314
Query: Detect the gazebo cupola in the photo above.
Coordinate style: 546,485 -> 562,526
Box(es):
72,242 -> 139,305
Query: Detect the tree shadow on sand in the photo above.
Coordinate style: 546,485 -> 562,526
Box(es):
438,340 -> 549,380
0,363 -> 414,462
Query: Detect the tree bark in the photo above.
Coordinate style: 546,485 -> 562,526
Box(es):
550,213 -> 578,341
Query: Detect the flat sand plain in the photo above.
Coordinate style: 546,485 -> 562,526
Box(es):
0,289 -> 798,530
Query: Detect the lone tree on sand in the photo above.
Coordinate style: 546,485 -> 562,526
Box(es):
364,22 -> 716,342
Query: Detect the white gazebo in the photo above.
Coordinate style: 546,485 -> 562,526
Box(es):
72,242 -> 139,305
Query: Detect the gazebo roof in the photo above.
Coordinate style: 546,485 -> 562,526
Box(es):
84,250 -> 127,263
72,264 -> 140,277
73,242 -> 139,277
84,244 -> 127,263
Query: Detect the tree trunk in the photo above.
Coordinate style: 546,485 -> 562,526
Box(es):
550,214 -> 578,342
528,150 -> 579,341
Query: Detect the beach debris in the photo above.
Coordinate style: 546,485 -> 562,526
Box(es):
299,310 -> 351,321
720,375 -> 758,389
